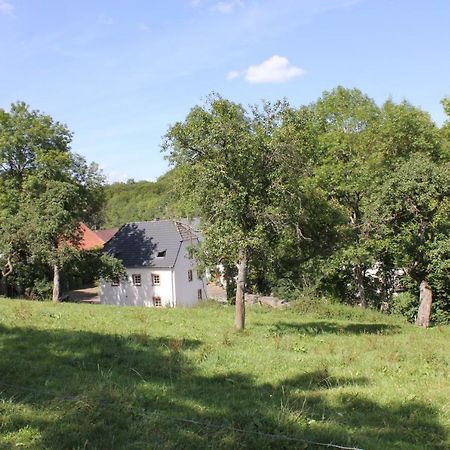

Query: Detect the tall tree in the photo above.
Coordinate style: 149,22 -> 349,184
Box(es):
311,86 -> 380,306
163,95 -> 316,329
0,102 -> 105,301
367,153 -> 450,323
19,176 -> 86,302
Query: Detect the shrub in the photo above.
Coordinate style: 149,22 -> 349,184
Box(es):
390,292 -> 417,323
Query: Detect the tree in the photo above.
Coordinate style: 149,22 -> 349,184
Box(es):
310,89 -> 445,308
0,101 -> 72,181
19,176 -> 87,302
0,102 -> 106,301
368,153 -> 450,324
311,87 -> 380,306
255,105 -> 345,297
163,95 -> 316,329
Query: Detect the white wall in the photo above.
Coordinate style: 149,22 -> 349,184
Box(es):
100,268 -> 174,307
100,240 -> 208,308
173,240 -> 207,307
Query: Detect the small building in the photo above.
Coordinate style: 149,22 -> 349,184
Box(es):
100,220 -> 207,307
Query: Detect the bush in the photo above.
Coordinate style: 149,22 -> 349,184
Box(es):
31,278 -> 53,300
272,278 -> 305,302
390,292 -> 418,322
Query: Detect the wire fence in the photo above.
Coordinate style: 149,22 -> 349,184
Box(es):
0,380 -> 364,450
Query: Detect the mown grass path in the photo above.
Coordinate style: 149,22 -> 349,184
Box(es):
0,299 -> 449,449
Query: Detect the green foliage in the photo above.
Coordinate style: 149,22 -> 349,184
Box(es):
368,154 -> 450,319
158,89 -> 450,323
163,96 -> 331,298
164,95 -> 276,262
0,101 -> 72,181
31,278 -> 54,300
0,102 -> 106,299
374,99 -> 442,163
427,237 -> 450,324
61,249 -> 126,292
102,168 -> 187,228
390,292 -> 418,322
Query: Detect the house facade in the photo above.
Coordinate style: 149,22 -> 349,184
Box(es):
100,220 -> 207,307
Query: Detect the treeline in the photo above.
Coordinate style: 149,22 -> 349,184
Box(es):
163,88 -> 450,326
102,169 -> 182,228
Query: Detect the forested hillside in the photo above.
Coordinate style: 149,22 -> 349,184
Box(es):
102,168 -> 186,228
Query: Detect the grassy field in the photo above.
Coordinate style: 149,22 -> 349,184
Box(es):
0,298 -> 449,450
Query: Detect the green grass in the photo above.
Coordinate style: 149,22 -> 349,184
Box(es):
0,298 -> 449,450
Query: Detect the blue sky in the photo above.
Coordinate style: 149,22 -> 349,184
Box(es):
1,0 -> 449,182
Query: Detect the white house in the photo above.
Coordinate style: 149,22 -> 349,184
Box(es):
100,220 -> 207,307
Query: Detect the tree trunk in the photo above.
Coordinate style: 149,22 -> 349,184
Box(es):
52,264 -> 60,303
355,264 -> 367,307
416,280 -> 432,327
235,248 -> 247,330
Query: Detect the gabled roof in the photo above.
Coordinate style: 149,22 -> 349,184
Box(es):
104,220 -> 198,268
78,223 -> 105,250
95,228 -> 119,244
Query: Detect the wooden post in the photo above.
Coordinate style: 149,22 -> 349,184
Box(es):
52,264 -> 60,303
416,280 -> 432,328
235,248 -> 246,330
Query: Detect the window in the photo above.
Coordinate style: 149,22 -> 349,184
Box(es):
132,274 -> 141,286
153,296 -> 162,307
188,269 -> 193,282
111,278 -> 119,287
152,273 -> 160,286
197,289 -> 203,300
156,250 -> 166,258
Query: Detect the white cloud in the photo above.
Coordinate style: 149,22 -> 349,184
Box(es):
244,55 -> 305,83
227,70 -> 241,80
0,0 -> 14,15
190,0 -> 201,7
212,0 -> 244,14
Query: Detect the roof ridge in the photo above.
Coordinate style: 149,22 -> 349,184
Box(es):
125,219 -> 173,224
174,220 -> 197,241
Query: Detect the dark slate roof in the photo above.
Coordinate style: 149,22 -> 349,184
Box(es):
104,220 -> 198,268
179,218 -> 203,241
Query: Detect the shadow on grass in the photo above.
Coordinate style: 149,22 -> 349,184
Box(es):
280,371 -> 369,390
270,321 -> 401,336
0,324 -> 446,450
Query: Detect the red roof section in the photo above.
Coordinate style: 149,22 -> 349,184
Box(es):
78,223 -> 105,250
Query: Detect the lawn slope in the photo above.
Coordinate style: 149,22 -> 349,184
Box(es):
0,299 -> 449,449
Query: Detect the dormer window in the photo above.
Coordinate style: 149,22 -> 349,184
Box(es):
156,250 -> 166,258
